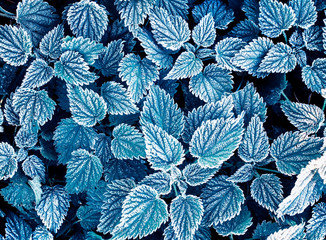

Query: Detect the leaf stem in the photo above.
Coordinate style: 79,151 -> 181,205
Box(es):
322,98 -> 326,112
229,234 -> 234,240
255,166 -> 281,174
282,31 -> 288,44
173,183 -> 179,197
0,6 -> 15,16
281,91 -> 290,102
0,12 -> 15,19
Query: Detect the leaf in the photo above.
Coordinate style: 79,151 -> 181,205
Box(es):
22,155 -> 45,181
306,202 -> 326,240
98,178 -> 136,234
139,171 -> 172,195
39,24 -> 64,59
67,0 -> 108,41
67,84 -> 107,127
154,0 -> 188,19
77,205 -> 101,230
289,30 -> 304,48
143,123 -> 185,171
65,149 -> 103,194
0,25 -> 32,66
140,85 -> 184,138
238,115 -> 269,163
242,0 -> 260,23
192,14 -> 216,48
183,163 -> 218,186
32,226 -> 53,240
119,54 -> 159,103
28,177 -> 42,205
302,58 -> 326,93
267,223 -> 305,240
94,134 -> 112,164
190,115 -> 244,169
258,43 -> 297,73
14,126 -> 38,149
189,64 -> 233,102
5,213 -> 32,240
149,7 -> 190,51
258,0 -> 296,38
36,185 -> 70,233
201,176 -> 245,226
192,0 -> 234,30
111,185 -> 169,239
281,101 -> 325,134
165,51 -> 203,80
21,59 -> 54,88
0,142 -> 16,181
227,164 -> 254,183
111,123 -> 146,160
101,81 -> 139,115
270,131 -> 323,176
54,50 -> 99,86
289,0 -> 317,29
303,26 -> 324,51
215,37 -> 247,71
232,37 -> 274,78
228,19 -> 260,42
252,221 -> 282,240
170,195 -> 204,240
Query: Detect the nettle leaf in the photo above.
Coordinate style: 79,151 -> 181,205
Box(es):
192,0 -> 234,30
14,126 -> 38,149
289,30 -> 304,48
170,195 -> 204,240
267,223 -> 305,240
101,81 -> 138,115
252,221 -> 282,240
306,202 -> 326,240
140,86 -> 184,138
65,149 -> 103,194
28,176 -> 42,205
201,176 -> 245,226
289,0 -> 317,29
119,54 -> 159,103
149,7 -> 190,51
0,142 -> 17,180
165,51 -> 203,80
111,123 -> 146,160
154,0 -> 188,19
189,64 -> 233,102
258,43 -> 297,73
215,37 -> 246,71
54,51 -> 98,86
183,95 -> 234,143
111,185 -> 169,239
270,131 -> 323,176
258,0 -> 296,38
228,19 -> 260,42
67,0 -> 108,41
39,24 -> 64,59
227,164 -> 254,183
77,205 -> 100,230
302,58 -> 326,94
232,37 -> 274,78
238,115 -> 269,163
98,179 -> 136,235
13,88 -> 55,126
143,123 -> 185,171
22,155 -> 45,181
67,85 -> 107,127
0,25 -> 32,66
5,213 -> 32,240
281,101 -> 325,134
139,171 -> 171,195
36,186 -> 70,233
183,163 -> 218,186
190,115 -> 244,169
242,0 -> 259,23
21,59 -> 54,89
192,14 -> 216,48
32,226 -> 53,240
94,134 -> 112,164
303,26 -> 324,51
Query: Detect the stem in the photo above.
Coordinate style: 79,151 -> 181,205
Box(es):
173,183 -> 179,197
255,166 -> 282,174
229,234 -> 234,240
322,98 -> 326,112
281,91 -> 290,102
254,170 -> 260,178
0,12 -> 15,19
282,31 -> 288,44
0,6 -> 15,16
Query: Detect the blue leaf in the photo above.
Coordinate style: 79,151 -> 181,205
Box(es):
314,0 -> 326,10
258,0 -> 296,38
93,40 -> 124,77
39,24 -> 64,59
227,164 -> 254,183
66,149 -> 103,194
270,131 -> 323,176
294,49 -> 307,67
119,54 -> 159,103
165,51 -> 203,80
192,14 -> 216,48
228,19 -> 260,42
267,223 -> 305,240
242,0 -> 259,23
189,64 -> 233,102
306,202 -> 326,240
94,134 -> 112,164
258,43 -> 297,73
111,123 -> 146,160
36,185 -> 70,233
192,0 -> 234,30
195,48 -> 215,60
111,185 -> 169,239
0,142 -> 17,180
86,180 -> 106,209
21,59 -> 54,88
201,176 -> 245,226
302,58 -> 326,93
303,26 -> 324,51
101,81 -> 139,115
54,50 -> 99,86
289,0 -> 317,29
183,163 -> 218,186
77,205 -> 101,230
252,221 -> 282,240
67,0 -> 108,41
22,155 -> 45,181
0,25 -> 32,66
232,37 -> 274,78
213,206 -> 253,236
149,7 -> 190,51
67,84 -> 107,127
143,123 -> 185,171
14,126 -> 38,149
281,101 -> 325,134
139,171 -> 172,195
154,0 -> 188,19
289,30 -> 304,49
215,37 -> 247,71
238,115 -> 269,163
109,113 -> 140,127
163,225 -> 211,240
98,178 -> 136,234
28,176 -> 42,205
32,226 -> 53,240
53,118 -> 97,164
183,95 -> 234,143
170,195 -> 204,240
140,85 -> 184,138
5,213 -> 32,240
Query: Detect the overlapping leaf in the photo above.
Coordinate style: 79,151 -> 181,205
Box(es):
0,143 -> 17,181
154,0 -> 188,19
306,202 -> 326,240
289,0 -> 317,29
39,24 -> 64,59
183,164 -> 218,186
227,164 -> 254,183
5,213 -> 32,240
192,14 -> 216,47
139,171 -> 171,195
302,58 -> 326,93
267,223 -> 305,240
